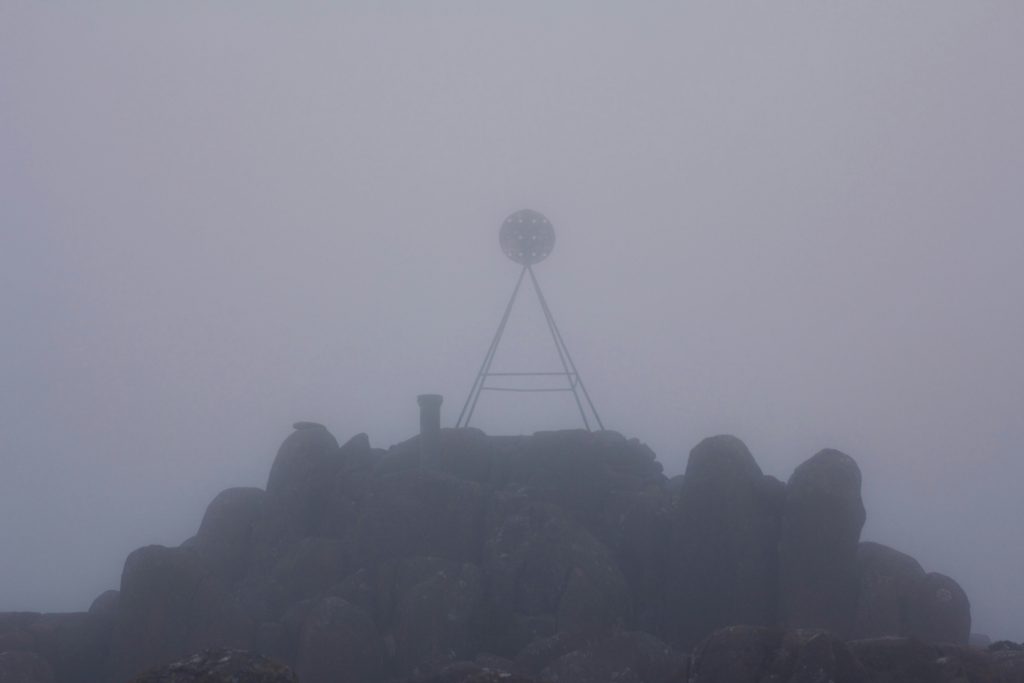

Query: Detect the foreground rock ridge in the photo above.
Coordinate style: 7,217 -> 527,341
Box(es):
0,426 -> 998,683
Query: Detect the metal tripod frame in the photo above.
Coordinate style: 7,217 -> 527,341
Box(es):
455,265 -> 604,431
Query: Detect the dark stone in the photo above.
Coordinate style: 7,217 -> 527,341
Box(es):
853,541 -> 926,639
195,487 -> 266,583
664,435 -> 782,649
294,597 -> 383,683
109,545 -> 252,681
88,590 -> 120,619
259,426 -> 342,546
779,449 -> 866,637
130,648 -> 298,683
905,572 -> 971,645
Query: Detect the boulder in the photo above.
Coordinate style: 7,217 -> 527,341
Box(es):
109,545 -> 251,681
853,541 -> 926,639
0,651 -> 54,683
88,590 -> 120,619
905,572 -> 971,645
258,424 -> 342,548
663,435 -> 782,648
130,648 -> 298,683
293,597 -> 383,683
779,449 -> 866,637
194,487 -> 266,583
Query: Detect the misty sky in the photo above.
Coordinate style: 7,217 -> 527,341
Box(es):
2,3 -> 1022,641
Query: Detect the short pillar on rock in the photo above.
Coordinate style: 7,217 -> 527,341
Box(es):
417,394 -> 443,468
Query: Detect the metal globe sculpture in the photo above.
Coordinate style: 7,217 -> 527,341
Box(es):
499,209 -> 556,266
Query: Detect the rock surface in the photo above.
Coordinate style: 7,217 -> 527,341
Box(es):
664,435 -> 782,649
779,449 -> 866,638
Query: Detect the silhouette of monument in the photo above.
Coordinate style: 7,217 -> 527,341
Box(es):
456,209 -> 604,430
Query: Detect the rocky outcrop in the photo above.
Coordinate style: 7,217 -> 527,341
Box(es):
1,425 -> 978,683
779,449 -> 866,638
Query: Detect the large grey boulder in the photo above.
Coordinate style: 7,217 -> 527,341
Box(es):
905,572 -> 971,645
258,424 -> 342,549
109,545 -> 252,681
853,541 -> 926,639
779,449 -> 866,637
194,487 -> 266,583
664,435 -> 783,649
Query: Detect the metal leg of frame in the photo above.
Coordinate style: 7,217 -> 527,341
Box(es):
456,266 -> 527,428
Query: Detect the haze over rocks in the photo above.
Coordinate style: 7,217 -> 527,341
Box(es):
0,423 -> 998,683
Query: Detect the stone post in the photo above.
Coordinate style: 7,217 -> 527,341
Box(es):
417,394 -> 443,468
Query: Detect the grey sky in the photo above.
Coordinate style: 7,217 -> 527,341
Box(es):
1,3 -> 1022,640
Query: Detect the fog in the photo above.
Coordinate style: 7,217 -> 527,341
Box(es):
1,3 -> 1021,641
